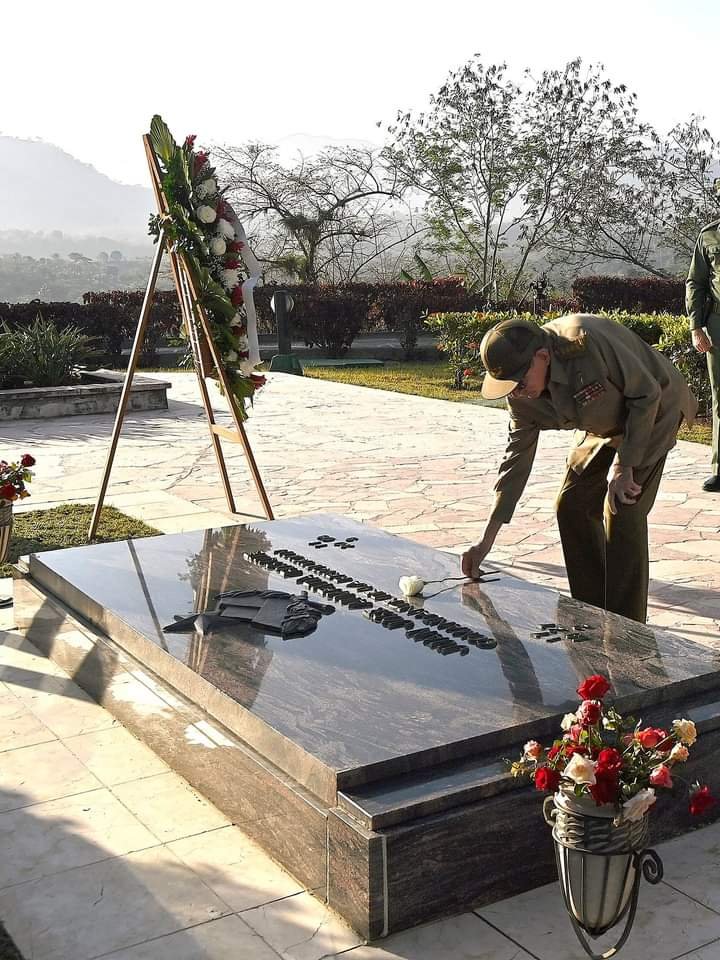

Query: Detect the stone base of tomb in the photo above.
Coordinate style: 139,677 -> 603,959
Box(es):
13,516 -> 720,938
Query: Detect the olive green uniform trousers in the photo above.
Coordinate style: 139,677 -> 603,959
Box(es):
706,314 -> 720,470
555,447 -> 666,624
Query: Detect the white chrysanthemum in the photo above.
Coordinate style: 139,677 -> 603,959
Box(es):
196,178 -> 217,200
216,218 -> 235,239
209,237 -> 227,257
196,205 -> 217,224
223,269 -> 241,289
399,575 -> 425,597
235,335 -> 249,352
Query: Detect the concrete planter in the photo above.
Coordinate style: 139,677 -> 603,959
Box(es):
0,370 -> 171,420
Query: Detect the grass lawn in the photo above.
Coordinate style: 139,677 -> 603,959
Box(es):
0,504 -> 160,578
303,361 -> 712,445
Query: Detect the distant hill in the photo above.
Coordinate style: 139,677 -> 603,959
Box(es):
0,136 -> 154,246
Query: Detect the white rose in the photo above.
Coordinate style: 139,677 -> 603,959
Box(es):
563,753 -> 596,785
398,575 -> 425,597
196,178 -> 217,200
223,268 -> 240,289
621,788 -> 656,823
225,350 -> 238,363
196,204 -> 217,224
216,218 -> 235,239
209,237 -> 227,256
560,713 -> 577,732
669,743 -> 689,764
235,335 -> 249,352
672,719 -> 697,746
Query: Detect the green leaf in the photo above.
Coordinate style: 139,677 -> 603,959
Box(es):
149,115 -> 177,166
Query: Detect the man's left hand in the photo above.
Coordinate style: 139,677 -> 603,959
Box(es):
607,464 -> 642,515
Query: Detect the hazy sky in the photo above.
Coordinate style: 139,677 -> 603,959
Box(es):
3,0 -> 718,186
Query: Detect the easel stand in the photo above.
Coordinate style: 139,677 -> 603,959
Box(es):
88,136 -> 273,541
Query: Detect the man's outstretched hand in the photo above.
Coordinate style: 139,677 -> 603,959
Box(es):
461,543 -> 491,579
607,464 -> 642,516
692,328 -> 712,354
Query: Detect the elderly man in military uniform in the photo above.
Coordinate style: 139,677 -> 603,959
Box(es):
687,200 -> 720,491
461,315 -> 696,623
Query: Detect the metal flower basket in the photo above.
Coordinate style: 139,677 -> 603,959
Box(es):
544,789 -> 663,959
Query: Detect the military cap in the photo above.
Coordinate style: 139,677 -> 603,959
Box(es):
480,318 -> 544,399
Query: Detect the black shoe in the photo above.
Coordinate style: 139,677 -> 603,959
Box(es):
703,475 -> 720,492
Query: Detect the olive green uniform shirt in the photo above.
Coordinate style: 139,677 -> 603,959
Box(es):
490,314 -> 697,524
686,219 -> 720,330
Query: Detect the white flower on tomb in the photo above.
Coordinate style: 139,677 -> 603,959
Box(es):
399,576 -> 424,597
223,268 -> 241,289
621,788 -> 656,823
523,740 -> 543,760
196,178 -> 218,199
560,713 -> 577,732
209,237 -> 227,256
672,719 -> 697,746
236,335 -> 249,351
196,204 -> 217,224
225,350 -> 238,363
563,754 -> 596,785
216,218 -> 235,239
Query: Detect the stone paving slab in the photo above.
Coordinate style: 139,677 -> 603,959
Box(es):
2,371 -> 719,651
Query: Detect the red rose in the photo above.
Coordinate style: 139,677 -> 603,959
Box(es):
577,675 -> 611,701
590,772 -> 619,805
649,764 -> 673,789
534,767 -> 561,793
463,368 -> 475,377
689,785 -> 716,816
224,258 -> 240,270
547,745 -> 561,761
635,728 -> 668,750
231,287 -> 244,307
563,743 -> 587,757
596,747 -> 623,776
20,454 -> 36,467
0,483 -> 16,502
577,700 -> 602,726
251,374 -> 266,391
228,240 -> 244,253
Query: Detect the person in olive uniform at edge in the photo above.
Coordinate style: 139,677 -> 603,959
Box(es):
461,315 -> 697,624
686,187 -> 720,492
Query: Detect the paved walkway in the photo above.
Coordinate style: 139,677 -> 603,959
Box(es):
3,371 -> 720,959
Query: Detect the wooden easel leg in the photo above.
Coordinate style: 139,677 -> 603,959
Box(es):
87,232 -> 167,541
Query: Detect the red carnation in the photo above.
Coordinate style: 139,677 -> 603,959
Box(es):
0,483 -> 16,502
184,134 -> 197,149
596,747 -> 623,776
20,454 -> 36,467
231,287 -> 244,307
224,258 -> 240,270
689,785 -> 716,817
577,675 -> 611,701
228,240 -> 245,253
590,772 -> 619,805
194,151 -> 209,175
635,728 -> 668,750
577,700 -> 602,726
217,199 -> 231,218
534,767 -> 560,793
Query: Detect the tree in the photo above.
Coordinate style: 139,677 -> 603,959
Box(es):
212,143 -> 424,283
386,57 -> 660,295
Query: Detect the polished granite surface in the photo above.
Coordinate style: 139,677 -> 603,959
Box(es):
28,515 -> 720,792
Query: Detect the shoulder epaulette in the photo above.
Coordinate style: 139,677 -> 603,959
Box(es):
555,333 -> 587,359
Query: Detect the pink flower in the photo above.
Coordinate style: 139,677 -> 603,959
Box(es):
649,764 -> 673,789
577,700 -> 602,726
523,740 -> 543,760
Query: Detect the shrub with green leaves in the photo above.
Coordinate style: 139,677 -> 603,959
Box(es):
0,315 -> 97,389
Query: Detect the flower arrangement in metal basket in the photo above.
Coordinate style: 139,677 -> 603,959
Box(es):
511,674 -> 715,820
0,453 -> 35,506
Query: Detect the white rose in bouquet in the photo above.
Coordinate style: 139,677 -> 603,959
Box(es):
216,218 -> 235,239
209,237 -> 227,257
560,713 -> 577,732
196,178 -> 217,199
621,787 -> 656,823
196,205 -> 217,224
563,753 -> 596,785
672,719 -> 697,746
236,335 -> 250,352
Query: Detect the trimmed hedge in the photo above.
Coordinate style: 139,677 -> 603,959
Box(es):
573,276 -> 685,315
